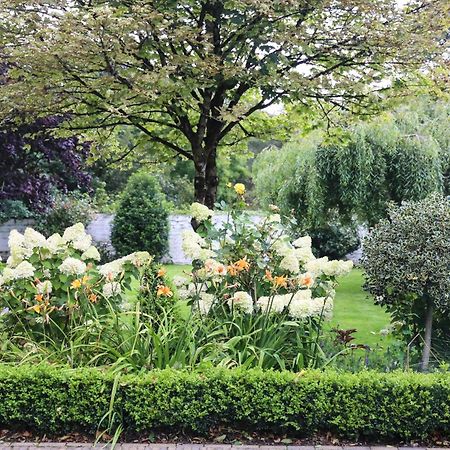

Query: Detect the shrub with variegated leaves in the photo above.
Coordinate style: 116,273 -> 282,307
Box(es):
0,223 -> 151,337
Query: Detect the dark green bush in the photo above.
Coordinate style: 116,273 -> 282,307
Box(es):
111,172 -> 169,260
0,365 -> 449,441
309,223 -> 360,259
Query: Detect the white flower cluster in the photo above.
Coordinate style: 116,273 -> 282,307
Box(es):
305,257 -> 353,277
36,280 -> 53,295
228,291 -> 253,314
181,230 -> 216,261
59,257 -> 87,276
256,289 -> 334,320
102,282 -> 122,299
98,251 -> 152,280
190,202 -> 213,222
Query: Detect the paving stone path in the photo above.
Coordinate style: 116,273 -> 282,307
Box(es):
0,444 -> 438,450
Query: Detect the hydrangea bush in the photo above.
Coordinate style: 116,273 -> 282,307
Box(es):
0,223 -> 151,337
175,189 -> 353,369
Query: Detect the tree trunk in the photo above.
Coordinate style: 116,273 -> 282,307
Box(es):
420,298 -> 434,372
193,148 -> 218,209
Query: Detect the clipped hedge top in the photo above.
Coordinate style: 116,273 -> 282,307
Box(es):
0,364 -> 449,441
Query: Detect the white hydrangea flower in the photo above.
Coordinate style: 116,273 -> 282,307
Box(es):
294,247 -> 314,264
197,292 -> 215,315
98,259 -> 124,279
62,223 -> 86,242
123,251 -> 152,266
1,267 -> 15,283
173,275 -> 188,287
36,280 -> 52,295
228,291 -> 253,314
289,298 -> 312,319
23,228 -> 47,249
59,257 -> 87,276
190,202 -> 213,222
292,235 -> 312,249
7,244 -> 32,267
81,245 -> 101,261
322,259 -> 354,277
46,233 -> 65,254
8,229 -> 25,249
311,297 -> 334,320
305,256 -> 329,275
257,294 -> 287,314
72,233 -> 92,252
279,250 -> 300,274
102,281 -> 121,298
13,261 -> 35,279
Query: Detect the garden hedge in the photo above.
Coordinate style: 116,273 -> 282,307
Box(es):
0,365 -> 449,441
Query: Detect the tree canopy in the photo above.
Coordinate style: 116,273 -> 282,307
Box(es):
0,0 -> 447,206
253,97 -> 450,228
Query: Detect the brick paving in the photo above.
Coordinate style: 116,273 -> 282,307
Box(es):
0,444 -> 437,450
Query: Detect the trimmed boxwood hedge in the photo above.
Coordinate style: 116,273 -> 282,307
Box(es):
0,365 -> 449,441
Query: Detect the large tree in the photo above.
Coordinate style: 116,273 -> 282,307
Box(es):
0,0 -> 446,207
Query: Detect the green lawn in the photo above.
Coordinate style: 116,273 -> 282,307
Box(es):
164,265 -> 391,347
330,268 -> 390,347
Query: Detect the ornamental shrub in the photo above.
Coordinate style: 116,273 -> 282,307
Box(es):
111,173 -> 169,260
176,191 -> 353,370
0,223 -> 151,339
0,365 -> 449,441
362,194 -> 450,371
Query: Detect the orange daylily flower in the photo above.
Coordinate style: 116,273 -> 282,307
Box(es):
273,275 -> 288,288
88,293 -> 98,303
35,294 -> 44,302
228,265 -> 238,276
157,285 -> 173,297
234,257 -> 250,272
265,269 -> 273,281
157,268 -> 167,278
71,279 -> 82,289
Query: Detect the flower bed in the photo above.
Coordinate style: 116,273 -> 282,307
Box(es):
0,365 -> 449,441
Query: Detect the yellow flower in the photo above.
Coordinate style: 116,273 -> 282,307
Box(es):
71,279 -> 82,289
81,275 -> 90,285
234,183 -> 245,195
157,268 -> 167,278
226,182 -> 232,188
157,285 -> 173,297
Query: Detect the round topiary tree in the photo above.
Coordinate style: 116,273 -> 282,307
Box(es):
362,194 -> 450,371
111,173 -> 169,260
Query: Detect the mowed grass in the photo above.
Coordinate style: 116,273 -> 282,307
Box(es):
164,265 -> 391,348
330,268 -> 390,347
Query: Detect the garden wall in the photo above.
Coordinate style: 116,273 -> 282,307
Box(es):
0,214 -> 261,264
0,215 -> 365,263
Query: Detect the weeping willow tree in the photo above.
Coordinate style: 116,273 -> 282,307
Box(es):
253,98 -> 450,229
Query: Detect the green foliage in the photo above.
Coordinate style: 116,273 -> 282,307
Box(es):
111,173 -> 169,260
34,193 -> 94,235
0,365 -> 449,441
0,200 -> 33,224
1,1 -> 446,207
362,194 -> 450,363
254,99 -> 450,229
309,223 -> 360,259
